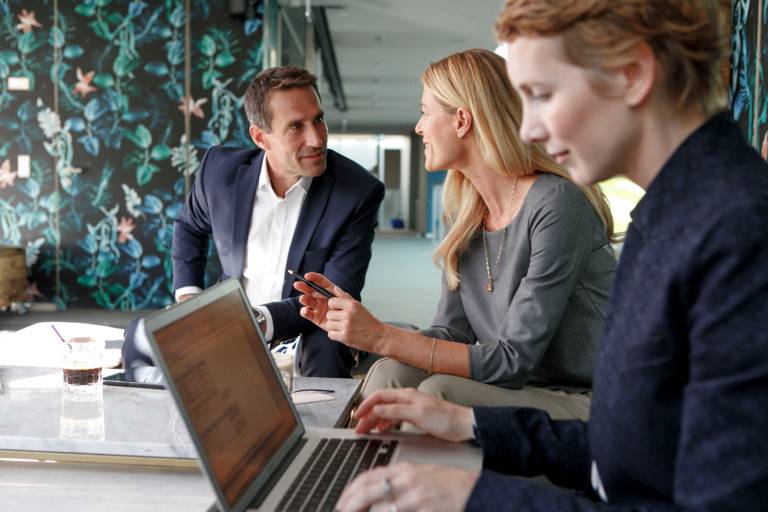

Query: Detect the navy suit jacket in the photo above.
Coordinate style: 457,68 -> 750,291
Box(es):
466,113 -> 768,510
172,145 -> 384,374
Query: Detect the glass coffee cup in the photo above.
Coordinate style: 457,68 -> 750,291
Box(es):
62,336 -> 104,394
271,352 -> 294,393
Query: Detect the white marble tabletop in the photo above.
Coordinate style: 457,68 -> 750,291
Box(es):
0,366 -> 361,510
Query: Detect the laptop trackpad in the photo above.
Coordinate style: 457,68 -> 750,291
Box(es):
394,434 -> 482,471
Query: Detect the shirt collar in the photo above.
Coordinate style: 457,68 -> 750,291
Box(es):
258,154 -> 312,197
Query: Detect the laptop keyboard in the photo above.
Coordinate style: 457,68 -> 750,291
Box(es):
276,438 -> 398,512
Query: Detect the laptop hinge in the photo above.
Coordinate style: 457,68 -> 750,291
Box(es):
248,437 -> 307,510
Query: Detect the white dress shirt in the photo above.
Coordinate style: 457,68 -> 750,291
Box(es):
175,155 -> 311,341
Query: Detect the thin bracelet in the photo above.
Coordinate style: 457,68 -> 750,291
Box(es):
427,337 -> 437,375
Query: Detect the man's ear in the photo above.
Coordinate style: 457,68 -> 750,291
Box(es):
454,108 -> 473,139
249,124 -> 269,150
621,42 -> 656,108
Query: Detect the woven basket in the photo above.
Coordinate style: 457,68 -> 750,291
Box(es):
0,246 -> 27,308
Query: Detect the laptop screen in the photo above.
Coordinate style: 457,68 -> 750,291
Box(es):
150,285 -> 298,509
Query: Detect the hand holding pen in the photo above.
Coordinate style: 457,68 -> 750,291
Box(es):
287,269 -> 336,298
292,271 -> 388,354
291,271 -> 348,322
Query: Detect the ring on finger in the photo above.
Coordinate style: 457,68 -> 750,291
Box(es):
382,477 -> 394,501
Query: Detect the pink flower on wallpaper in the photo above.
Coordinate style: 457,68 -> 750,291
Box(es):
762,132 -> 768,161
25,282 -> 44,301
178,95 -> 208,119
117,217 -> 136,243
16,9 -> 42,33
73,68 -> 97,98
0,159 -> 17,189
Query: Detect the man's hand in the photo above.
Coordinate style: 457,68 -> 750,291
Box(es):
354,388 -> 475,443
294,272 -> 389,353
335,463 -> 479,512
176,293 -> 196,303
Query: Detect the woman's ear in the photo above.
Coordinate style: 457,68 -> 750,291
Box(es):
621,42 -> 656,108
454,108 -> 473,138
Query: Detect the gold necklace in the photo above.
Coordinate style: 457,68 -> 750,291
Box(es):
481,176 -> 519,293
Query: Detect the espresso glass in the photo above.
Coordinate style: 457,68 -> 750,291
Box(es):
62,336 -> 104,395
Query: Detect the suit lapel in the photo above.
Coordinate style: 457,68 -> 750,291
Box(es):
282,171 -> 334,298
231,151 -> 265,277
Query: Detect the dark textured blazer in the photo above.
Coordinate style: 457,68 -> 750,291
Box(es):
172,146 -> 384,375
466,112 -> 768,510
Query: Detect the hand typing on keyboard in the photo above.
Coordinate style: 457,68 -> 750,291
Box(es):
276,438 -> 399,512
334,462 -> 479,512
331,388 -> 479,512
353,388 -> 475,443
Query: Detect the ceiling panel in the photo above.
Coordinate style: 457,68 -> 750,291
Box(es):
302,0 -> 505,133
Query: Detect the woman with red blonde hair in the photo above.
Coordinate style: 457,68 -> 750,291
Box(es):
334,1 -> 768,511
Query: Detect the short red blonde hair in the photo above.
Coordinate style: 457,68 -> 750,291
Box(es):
496,0 -> 727,115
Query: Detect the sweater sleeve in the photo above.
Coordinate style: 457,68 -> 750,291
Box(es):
420,274 -> 476,343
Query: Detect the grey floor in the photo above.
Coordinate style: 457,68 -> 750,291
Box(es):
0,232 -> 442,332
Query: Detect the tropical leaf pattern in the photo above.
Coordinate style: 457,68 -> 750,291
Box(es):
0,0 -> 264,309
729,0 -> 768,158
731,0 -> 757,144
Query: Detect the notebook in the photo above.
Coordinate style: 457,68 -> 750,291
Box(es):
144,278 -> 482,512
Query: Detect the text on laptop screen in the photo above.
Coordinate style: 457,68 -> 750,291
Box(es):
152,290 -> 297,508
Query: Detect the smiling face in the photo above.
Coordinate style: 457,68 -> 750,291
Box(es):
414,87 -> 465,171
249,87 -> 328,183
506,35 -> 637,186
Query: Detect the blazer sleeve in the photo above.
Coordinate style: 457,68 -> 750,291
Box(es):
172,148 -> 214,291
468,182 -> 601,387
467,472 -> 677,512
473,406 -> 591,490
468,407 -> 672,511
265,178 -> 385,341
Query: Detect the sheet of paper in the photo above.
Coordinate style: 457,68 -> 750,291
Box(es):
0,322 -> 125,367
291,391 -> 335,405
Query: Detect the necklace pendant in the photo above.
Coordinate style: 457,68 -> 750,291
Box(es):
486,278 -> 494,293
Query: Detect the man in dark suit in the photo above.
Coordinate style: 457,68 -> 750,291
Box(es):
123,66 -> 384,378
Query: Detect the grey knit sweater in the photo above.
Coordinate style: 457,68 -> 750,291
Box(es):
422,174 -> 616,388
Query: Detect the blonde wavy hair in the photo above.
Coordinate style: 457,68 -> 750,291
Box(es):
495,0 -> 727,116
425,49 -> 615,290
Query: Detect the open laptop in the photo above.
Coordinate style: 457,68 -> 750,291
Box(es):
144,279 -> 482,512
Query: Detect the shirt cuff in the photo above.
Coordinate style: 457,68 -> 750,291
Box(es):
175,286 -> 203,301
471,408 -> 481,444
255,305 -> 275,342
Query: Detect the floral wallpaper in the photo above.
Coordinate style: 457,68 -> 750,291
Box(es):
0,0 -> 264,309
731,0 -> 760,146
730,0 -> 768,159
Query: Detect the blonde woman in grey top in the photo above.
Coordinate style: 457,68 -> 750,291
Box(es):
294,49 -> 616,420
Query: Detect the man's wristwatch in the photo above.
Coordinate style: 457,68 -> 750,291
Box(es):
253,308 -> 267,335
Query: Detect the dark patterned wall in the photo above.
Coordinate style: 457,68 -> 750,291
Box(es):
0,0 -> 263,309
729,0 -> 768,159
732,0 -> 759,145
